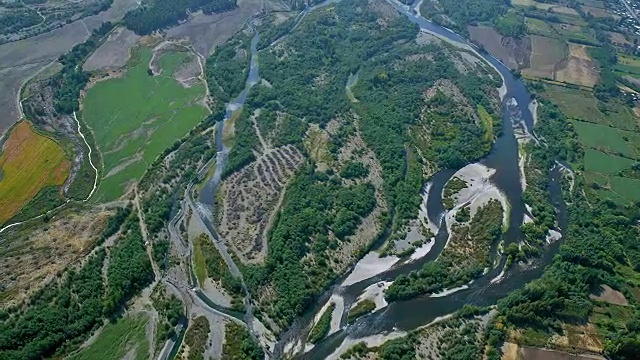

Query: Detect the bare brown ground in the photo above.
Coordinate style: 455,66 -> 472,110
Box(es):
520,347 -> 605,360
217,144 -> 304,264
589,284 -> 628,306
83,27 -> 141,71
607,31 -> 631,46
468,25 -> 531,70
502,342 -> 522,360
0,209 -> 113,306
166,0 -> 263,57
555,44 -> 599,87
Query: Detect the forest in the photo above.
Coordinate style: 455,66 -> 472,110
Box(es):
123,0 -> 237,35
0,9 -> 41,35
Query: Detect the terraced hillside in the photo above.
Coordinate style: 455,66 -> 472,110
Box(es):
217,143 -> 304,263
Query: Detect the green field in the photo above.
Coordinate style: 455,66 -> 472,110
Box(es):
541,84 -> 637,130
82,47 -> 208,201
526,17 -> 556,37
541,85 -> 604,122
68,315 -> 149,360
572,120 -> 635,157
584,148 -> 634,174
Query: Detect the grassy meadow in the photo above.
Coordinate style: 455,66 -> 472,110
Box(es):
0,121 -> 70,224
82,47 -> 208,202
68,315 -> 149,360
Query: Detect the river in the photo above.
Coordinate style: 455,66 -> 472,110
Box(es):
191,0 -> 568,358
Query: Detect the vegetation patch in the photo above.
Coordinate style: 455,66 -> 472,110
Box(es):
182,316 -> 210,360
193,234 -> 245,311
572,120 -> 635,158
221,322 -> 263,360
68,315 -> 150,360
386,199 -> 503,301
347,299 -> 376,324
443,176 -> 468,210
584,148 -> 634,174
309,303 -> 335,343
82,47 -> 208,201
0,121 -> 70,224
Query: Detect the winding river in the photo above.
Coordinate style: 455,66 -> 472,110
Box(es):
190,0 -> 568,358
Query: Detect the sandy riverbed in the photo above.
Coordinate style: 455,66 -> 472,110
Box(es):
442,163 -> 509,252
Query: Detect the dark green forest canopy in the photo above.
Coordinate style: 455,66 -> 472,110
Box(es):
124,0 -> 237,35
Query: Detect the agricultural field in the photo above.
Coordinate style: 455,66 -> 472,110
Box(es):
523,35 -> 566,79
555,44 -> 599,87
0,121 -> 69,224
525,17 -> 556,37
572,120 -> 638,157
68,314 -> 150,360
584,148 -> 634,174
581,5 -> 620,19
82,47 -> 208,201
615,53 -> 640,75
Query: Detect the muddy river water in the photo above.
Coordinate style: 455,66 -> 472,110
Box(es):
193,0 -> 568,358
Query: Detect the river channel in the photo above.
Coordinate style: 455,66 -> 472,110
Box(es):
191,0 -> 568,358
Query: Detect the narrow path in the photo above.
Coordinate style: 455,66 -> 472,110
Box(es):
74,111 -> 100,201
134,187 -> 161,280
251,109 -> 269,151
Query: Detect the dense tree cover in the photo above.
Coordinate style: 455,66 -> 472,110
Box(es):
243,163 -> 377,327
103,215 -> 154,314
377,336 -> 417,360
0,9 -> 41,35
340,160 -> 369,179
195,234 -> 245,311
0,251 -> 106,360
123,0 -> 237,35
98,205 -> 132,245
385,199 -> 503,301
221,322 -> 264,360
206,33 -> 252,108
52,22 -> 114,114
347,299 -> 376,324
443,177 -> 468,210
151,285 -> 184,341
308,303 -> 335,343
223,108 -> 260,177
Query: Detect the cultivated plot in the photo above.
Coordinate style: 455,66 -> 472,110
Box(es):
0,121 -> 69,224
82,47 -> 208,201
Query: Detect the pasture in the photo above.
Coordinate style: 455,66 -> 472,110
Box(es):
541,84 -> 604,123
68,314 -> 149,360
572,120 -> 635,157
584,148 -> 634,174
525,18 -> 556,37
0,121 -> 69,224
82,47 -> 208,201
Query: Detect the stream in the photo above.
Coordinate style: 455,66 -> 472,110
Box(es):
189,0 -> 568,358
